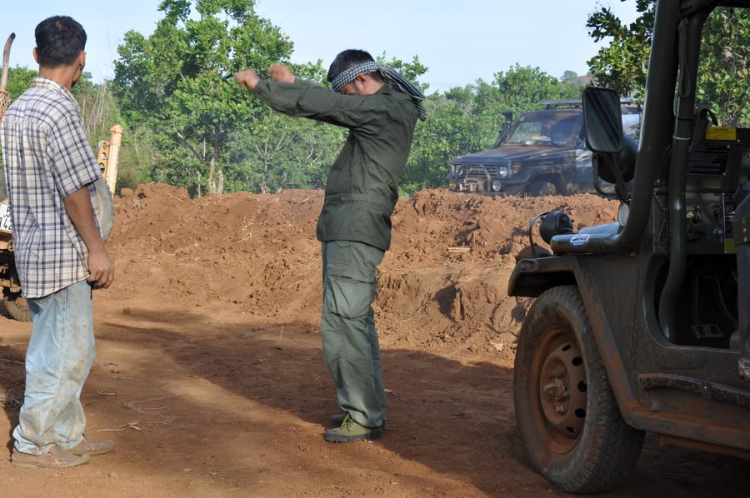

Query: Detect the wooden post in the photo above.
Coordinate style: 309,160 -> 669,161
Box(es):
0,33 -> 16,122
106,124 -> 124,195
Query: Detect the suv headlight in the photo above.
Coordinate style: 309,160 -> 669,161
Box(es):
497,165 -> 510,179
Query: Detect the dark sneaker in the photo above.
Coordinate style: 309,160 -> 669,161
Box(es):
68,435 -> 115,456
11,444 -> 91,469
330,413 -> 387,430
324,414 -> 383,443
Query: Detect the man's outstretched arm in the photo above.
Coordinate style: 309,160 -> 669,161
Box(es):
235,68 -> 385,130
63,186 -> 115,289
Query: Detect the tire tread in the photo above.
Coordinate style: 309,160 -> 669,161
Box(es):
518,285 -> 644,494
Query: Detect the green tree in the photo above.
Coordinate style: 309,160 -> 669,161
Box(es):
113,0 -> 296,195
224,111 -> 343,194
588,1 -> 750,125
476,64 -> 579,118
587,0 -> 654,99
403,89 -> 496,193
376,54 -> 430,93
698,8 -> 750,125
5,66 -> 37,99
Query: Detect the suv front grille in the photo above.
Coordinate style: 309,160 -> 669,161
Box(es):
459,165 -> 498,175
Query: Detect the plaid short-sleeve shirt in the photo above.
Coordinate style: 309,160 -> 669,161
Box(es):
1,77 -> 101,298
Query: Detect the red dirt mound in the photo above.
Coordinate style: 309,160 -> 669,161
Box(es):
107,184 -> 618,361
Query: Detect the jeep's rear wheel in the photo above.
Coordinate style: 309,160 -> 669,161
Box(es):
514,285 -> 644,493
527,180 -> 558,197
4,292 -> 32,322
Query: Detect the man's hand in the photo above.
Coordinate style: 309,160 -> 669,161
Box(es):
234,69 -> 261,90
269,64 -> 295,84
87,248 -> 115,289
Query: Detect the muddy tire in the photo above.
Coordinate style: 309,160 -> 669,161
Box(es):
513,285 -> 644,493
526,181 -> 558,197
4,293 -> 31,322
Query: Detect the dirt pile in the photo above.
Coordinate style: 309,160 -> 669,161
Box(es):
107,184 -> 618,359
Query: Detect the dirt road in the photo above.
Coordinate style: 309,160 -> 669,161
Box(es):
0,186 -> 747,497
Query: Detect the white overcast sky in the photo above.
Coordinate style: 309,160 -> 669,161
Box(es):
1,0 -> 640,93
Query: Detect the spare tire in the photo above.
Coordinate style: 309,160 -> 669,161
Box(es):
4,293 -> 31,322
94,177 -> 115,241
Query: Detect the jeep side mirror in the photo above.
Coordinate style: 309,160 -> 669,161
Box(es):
582,87 -> 624,154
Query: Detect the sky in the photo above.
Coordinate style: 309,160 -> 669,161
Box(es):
0,0 -> 639,93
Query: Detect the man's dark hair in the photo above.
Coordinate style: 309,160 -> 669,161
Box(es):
327,49 -> 383,83
35,16 -> 87,68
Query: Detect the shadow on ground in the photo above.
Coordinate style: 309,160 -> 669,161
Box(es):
0,304 -> 747,497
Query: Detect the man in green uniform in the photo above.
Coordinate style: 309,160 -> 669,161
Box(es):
235,50 -> 425,442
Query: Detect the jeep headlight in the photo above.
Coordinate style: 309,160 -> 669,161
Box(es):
497,165 -> 510,179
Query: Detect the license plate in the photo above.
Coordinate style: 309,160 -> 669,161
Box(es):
0,203 -> 12,233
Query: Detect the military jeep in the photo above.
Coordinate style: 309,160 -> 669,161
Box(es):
446,100 -> 640,196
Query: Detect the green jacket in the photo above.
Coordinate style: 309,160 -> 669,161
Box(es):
252,79 -> 418,251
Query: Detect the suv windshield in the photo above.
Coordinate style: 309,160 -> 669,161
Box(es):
505,112 -> 580,146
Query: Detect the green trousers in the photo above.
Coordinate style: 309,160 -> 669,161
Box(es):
321,240 -> 386,428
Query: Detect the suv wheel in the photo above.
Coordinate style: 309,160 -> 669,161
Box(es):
527,181 -> 558,197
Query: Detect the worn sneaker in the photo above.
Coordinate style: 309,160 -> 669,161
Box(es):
68,435 -> 115,456
324,414 -> 383,443
11,444 -> 91,469
330,413 -> 387,430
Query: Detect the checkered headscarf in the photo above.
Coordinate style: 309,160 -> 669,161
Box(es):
330,61 -> 427,121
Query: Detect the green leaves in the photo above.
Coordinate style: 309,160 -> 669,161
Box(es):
587,1 -> 750,126
4,67 -> 37,100
114,0 -> 298,195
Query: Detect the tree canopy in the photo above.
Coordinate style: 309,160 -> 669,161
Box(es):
587,1 -> 750,125
4,0 -> 594,198
113,0 -> 305,195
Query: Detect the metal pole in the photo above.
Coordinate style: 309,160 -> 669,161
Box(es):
550,0 -> 680,254
658,11 -> 709,342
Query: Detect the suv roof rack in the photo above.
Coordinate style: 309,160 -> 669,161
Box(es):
539,97 -> 636,109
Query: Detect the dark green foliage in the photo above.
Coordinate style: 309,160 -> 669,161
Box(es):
3,1 -> 590,198
587,1 -> 750,125
5,66 -> 37,100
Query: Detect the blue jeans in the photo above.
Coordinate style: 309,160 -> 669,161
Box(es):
13,279 -> 95,455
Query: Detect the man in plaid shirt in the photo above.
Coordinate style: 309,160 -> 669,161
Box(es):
1,16 -> 115,468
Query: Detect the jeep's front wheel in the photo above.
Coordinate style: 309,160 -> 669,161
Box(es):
513,285 -> 644,493
526,180 -> 558,197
